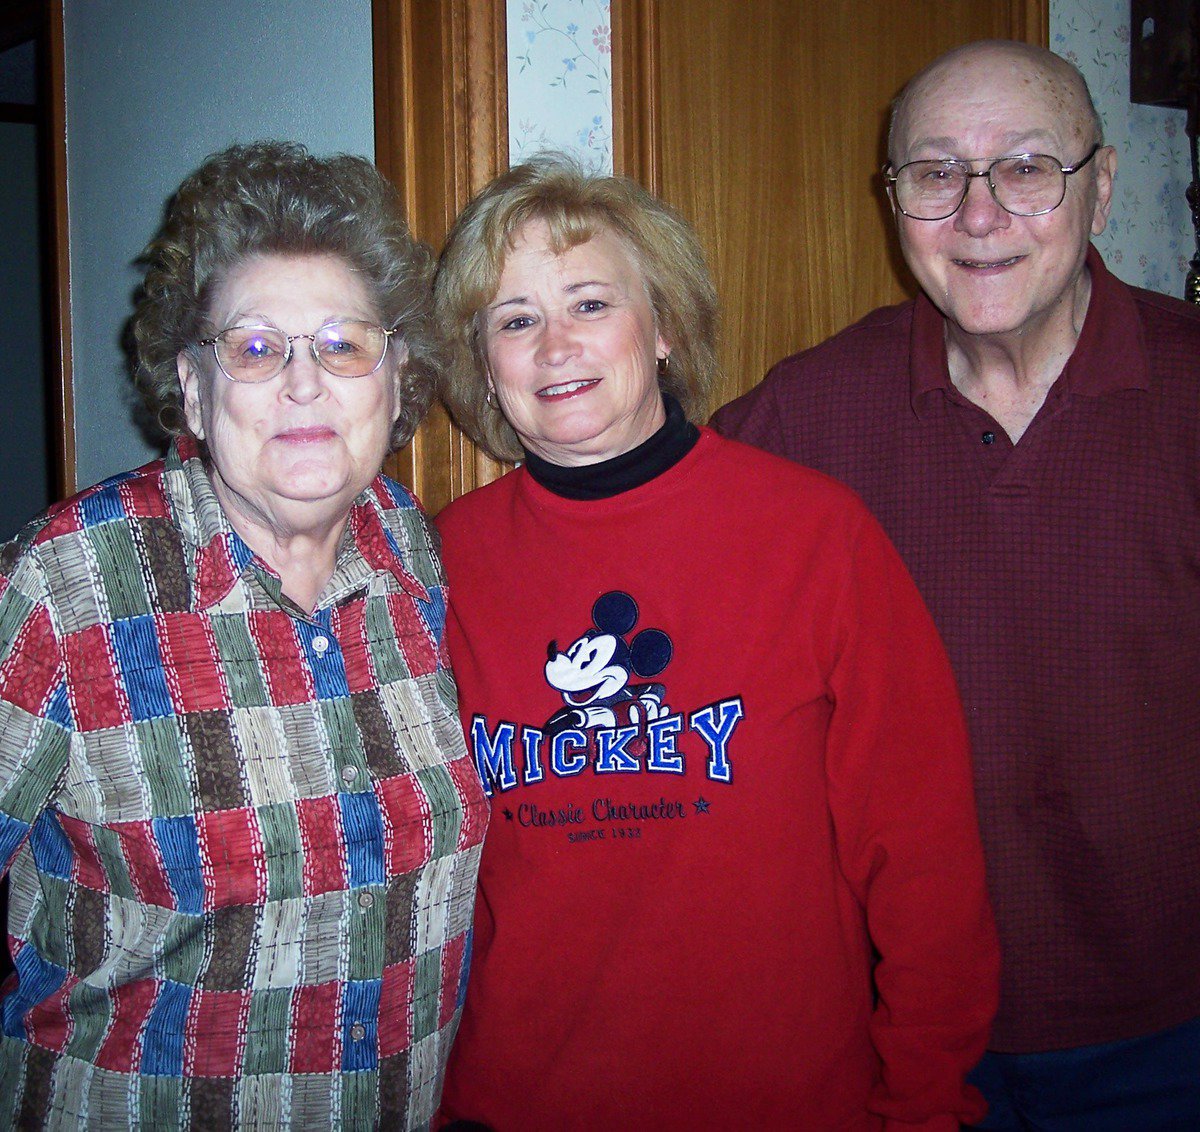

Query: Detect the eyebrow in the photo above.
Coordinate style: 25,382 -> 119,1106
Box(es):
487,278 -> 617,314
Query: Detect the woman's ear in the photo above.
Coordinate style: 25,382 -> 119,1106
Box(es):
178,352 -> 206,440
388,343 -> 409,426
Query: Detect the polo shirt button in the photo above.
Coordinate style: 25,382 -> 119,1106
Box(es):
350,1022 -> 366,1042
357,891 -> 375,910
312,635 -> 330,655
341,764 -> 359,784
982,431 -> 996,445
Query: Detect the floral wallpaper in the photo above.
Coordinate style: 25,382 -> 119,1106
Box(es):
507,0 -> 612,171
506,0 -> 1194,298
1053,0 -> 1192,297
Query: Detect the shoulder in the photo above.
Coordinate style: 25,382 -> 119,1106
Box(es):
366,473 -> 445,581
711,300 -> 915,436
757,300 -> 913,385
1115,281 -> 1200,402
1130,283 -> 1200,346
774,299 -> 916,374
435,468 -> 522,539
695,430 -> 880,545
3,458 -> 168,567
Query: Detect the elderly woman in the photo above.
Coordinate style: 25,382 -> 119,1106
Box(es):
433,155 -> 999,1130
0,142 -> 487,1129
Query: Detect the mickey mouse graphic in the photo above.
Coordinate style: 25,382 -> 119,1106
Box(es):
544,591 -> 673,737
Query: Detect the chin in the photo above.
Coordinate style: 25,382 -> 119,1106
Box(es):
274,465 -> 357,505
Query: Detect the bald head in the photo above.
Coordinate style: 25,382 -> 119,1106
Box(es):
888,40 -> 1103,165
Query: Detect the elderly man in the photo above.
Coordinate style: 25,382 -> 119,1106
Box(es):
714,39 -> 1200,1131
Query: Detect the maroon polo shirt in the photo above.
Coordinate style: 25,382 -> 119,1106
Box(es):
713,247 -> 1200,1052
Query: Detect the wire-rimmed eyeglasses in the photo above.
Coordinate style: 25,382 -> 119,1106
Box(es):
884,143 -> 1101,221
198,320 -> 397,384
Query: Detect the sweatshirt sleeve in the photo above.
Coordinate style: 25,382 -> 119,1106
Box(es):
0,539 -> 72,873
822,508 -> 999,1128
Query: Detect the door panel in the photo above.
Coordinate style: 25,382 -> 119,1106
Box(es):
614,0 -> 1047,413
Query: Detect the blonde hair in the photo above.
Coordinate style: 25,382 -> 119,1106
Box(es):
435,153 -> 718,462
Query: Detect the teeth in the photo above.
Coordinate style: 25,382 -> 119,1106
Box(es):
540,379 -> 595,396
957,257 -> 1020,269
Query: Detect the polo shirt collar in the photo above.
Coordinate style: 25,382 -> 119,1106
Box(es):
909,244 -> 1151,417
165,436 -> 428,612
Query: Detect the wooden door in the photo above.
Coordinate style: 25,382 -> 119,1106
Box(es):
375,0 -> 1047,511
613,0 -> 1047,413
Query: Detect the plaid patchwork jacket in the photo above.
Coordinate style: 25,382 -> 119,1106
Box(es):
0,438 -> 488,1129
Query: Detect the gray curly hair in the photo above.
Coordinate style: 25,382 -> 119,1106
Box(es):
132,140 -> 438,451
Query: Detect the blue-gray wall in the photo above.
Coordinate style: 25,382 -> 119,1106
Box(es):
65,0 -> 375,489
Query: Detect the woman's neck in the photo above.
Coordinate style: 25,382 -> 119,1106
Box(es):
523,394 -> 699,500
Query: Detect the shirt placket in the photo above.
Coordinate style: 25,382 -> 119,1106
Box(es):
291,602 -> 388,1083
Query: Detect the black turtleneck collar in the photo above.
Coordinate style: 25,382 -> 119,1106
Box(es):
522,394 -> 700,501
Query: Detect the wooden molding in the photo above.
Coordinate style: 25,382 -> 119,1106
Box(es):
1010,0 -> 1050,47
611,0 -> 659,189
373,0 -> 510,513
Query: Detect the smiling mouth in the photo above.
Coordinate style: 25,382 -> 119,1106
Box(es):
954,256 -> 1023,269
537,378 -> 600,399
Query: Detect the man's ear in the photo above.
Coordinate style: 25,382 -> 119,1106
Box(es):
1091,145 -> 1118,237
178,352 -> 206,440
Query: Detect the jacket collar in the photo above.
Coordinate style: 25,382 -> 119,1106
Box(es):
909,244 -> 1150,416
165,436 -> 429,612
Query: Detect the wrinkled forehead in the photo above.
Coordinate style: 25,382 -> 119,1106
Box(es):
894,46 -> 1094,160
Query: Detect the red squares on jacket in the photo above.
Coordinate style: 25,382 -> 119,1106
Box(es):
63,625 -> 129,731
95,978 -> 159,1072
447,757 -> 488,850
60,815 -> 105,891
289,980 -> 340,1074
112,820 -> 173,907
0,603 -> 60,716
388,594 -> 437,679
437,933 -> 467,1031
377,774 -> 430,877
118,477 -> 171,522
186,989 -> 251,1075
24,974 -> 75,1053
158,613 -> 229,714
377,960 -> 415,1057
248,611 -> 314,707
197,808 -> 265,909
332,603 -> 375,694
295,794 -> 347,897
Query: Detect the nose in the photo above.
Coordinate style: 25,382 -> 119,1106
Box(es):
535,315 -> 580,366
954,173 -> 1011,238
278,337 -> 328,402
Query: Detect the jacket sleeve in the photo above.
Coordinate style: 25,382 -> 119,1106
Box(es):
822,508 -> 999,1129
0,538 -> 72,874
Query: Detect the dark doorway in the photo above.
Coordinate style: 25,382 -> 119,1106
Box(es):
0,8 -> 54,540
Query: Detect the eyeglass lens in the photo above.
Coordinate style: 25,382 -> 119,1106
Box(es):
213,321 -> 388,382
896,155 -> 1067,219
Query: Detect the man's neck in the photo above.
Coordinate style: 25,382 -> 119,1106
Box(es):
944,268 -> 1093,444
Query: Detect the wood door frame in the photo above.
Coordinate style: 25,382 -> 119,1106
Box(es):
611,0 -> 1049,188
372,0 -> 510,510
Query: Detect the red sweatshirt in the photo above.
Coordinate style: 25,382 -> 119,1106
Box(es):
436,430 -> 997,1130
